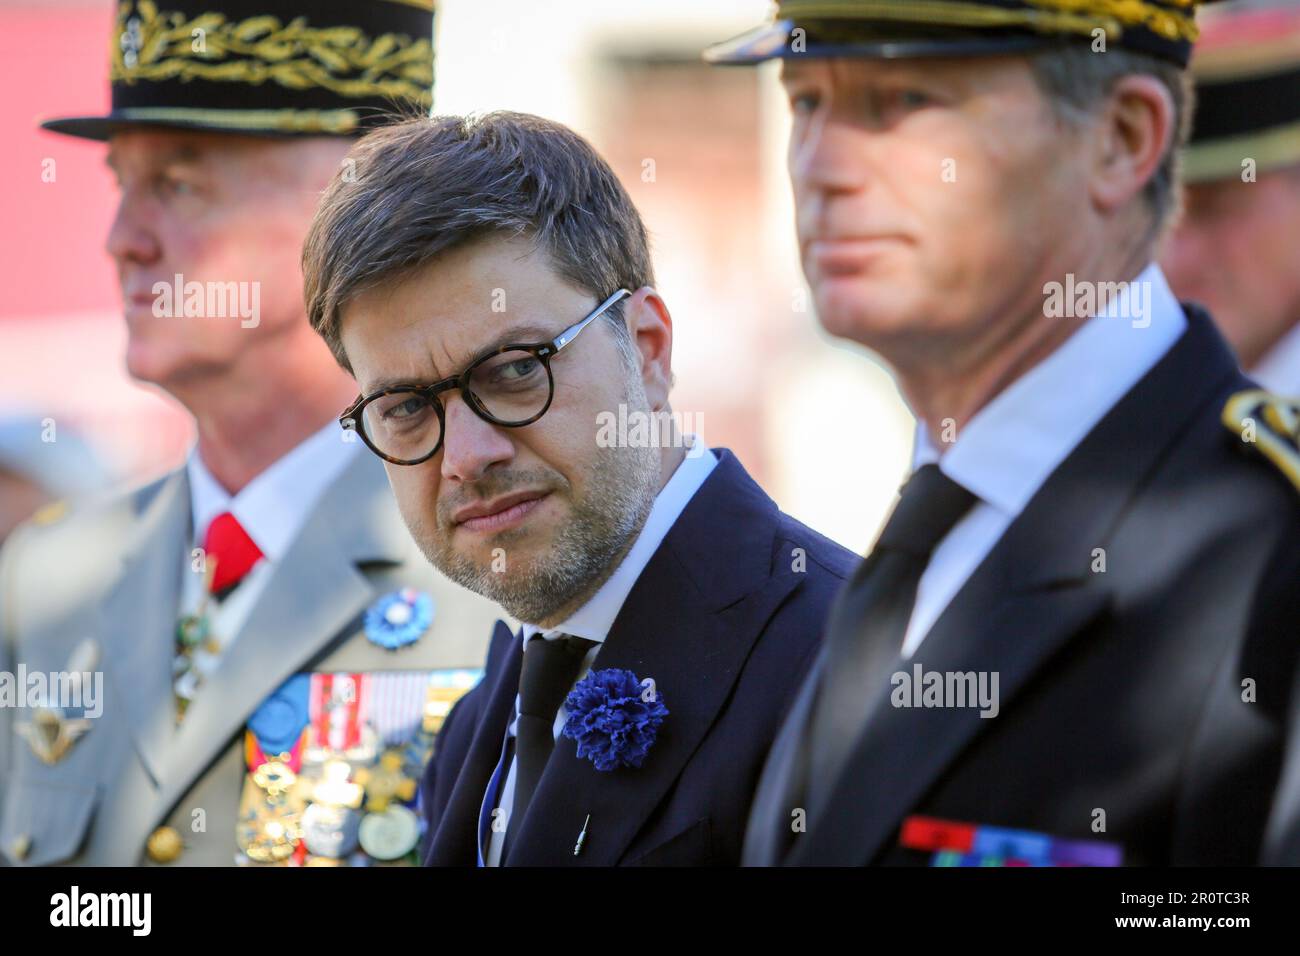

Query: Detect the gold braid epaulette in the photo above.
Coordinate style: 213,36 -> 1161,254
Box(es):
1222,389 -> 1300,494
777,0 -> 1200,43
110,1 -> 433,107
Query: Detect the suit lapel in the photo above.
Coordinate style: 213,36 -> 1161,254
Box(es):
744,552 -> 886,865
788,564 -> 1111,865
741,646 -> 823,865
424,621 -> 522,865
150,452 -> 408,821
789,307 -> 1242,866
97,470 -> 191,787
504,450 -> 799,866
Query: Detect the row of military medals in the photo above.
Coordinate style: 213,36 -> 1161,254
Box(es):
235,675 -> 432,866
174,561 -> 438,865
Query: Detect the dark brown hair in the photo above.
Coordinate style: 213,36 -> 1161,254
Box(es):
303,111 -> 654,371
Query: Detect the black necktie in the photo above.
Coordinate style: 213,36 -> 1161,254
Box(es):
505,634 -> 596,858
805,463 -> 977,809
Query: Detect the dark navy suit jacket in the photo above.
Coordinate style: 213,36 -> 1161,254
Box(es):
419,449 -> 856,866
743,307 -> 1300,866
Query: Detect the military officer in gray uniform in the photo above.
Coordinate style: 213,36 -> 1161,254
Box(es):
0,0 -> 503,866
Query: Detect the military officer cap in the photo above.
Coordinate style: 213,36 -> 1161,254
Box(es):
42,0 -> 436,140
705,0 -> 1226,68
1182,0 -> 1300,182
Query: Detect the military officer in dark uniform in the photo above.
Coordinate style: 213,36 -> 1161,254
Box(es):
1162,0 -> 1300,397
0,0 -> 503,866
707,0 -> 1300,865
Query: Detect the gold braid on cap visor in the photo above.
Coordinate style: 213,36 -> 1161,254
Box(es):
776,0 -> 1201,44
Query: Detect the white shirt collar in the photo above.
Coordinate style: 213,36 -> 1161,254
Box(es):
186,420 -> 360,560
1249,320 -> 1300,397
913,262 -> 1187,516
521,437 -> 718,645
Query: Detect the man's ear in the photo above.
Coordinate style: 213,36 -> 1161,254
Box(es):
1088,73 -> 1175,216
624,286 -> 674,411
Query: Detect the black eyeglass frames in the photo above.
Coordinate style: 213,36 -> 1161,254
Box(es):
339,289 -> 632,466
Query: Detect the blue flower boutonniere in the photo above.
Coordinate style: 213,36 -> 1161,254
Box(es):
562,668 -> 668,771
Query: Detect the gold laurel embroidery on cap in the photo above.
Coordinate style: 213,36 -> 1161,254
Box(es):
109,1 -> 433,108
777,0 -> 1115,37
1222,389 -> 1300,493
776,0 -> 1199,42
1025,0 -> 1198,42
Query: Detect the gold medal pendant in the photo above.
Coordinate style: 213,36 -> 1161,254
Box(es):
235,750 -> 307,866
355,749 -> 418,814
297,759 -> 365,860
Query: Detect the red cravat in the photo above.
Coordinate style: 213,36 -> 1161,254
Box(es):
202,512 -> 263,595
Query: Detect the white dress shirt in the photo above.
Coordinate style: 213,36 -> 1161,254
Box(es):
1250,321 -> 1300,398
901,263 -> 1187,658
181,421 -> 360,668
483,437 -> 718,865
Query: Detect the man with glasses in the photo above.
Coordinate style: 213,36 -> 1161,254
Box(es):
302,111 -> 857,866
0,0 -> 502,867
705,0 -> 1300,866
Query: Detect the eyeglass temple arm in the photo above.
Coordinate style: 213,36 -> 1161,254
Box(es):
551,289 -> 631,353
340,397 -> 363,429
